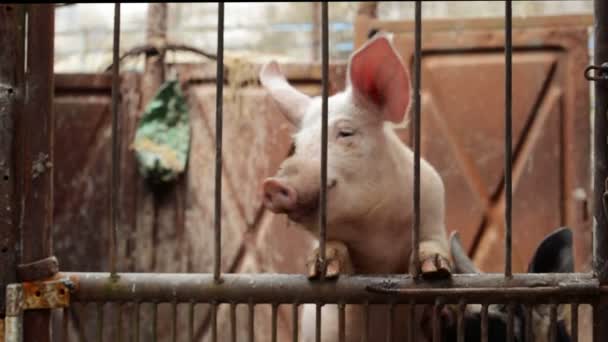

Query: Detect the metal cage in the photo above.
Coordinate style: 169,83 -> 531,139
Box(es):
1,1 -> 608,341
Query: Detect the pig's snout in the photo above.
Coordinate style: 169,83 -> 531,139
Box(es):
262,178 -> 298,213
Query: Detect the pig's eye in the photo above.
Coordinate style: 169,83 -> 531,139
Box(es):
337,129 -> 356,139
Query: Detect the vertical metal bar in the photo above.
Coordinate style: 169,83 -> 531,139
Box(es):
412,0 -> 422,276
134,302 -> 140,342
21,5 -> 55,342
0,2 -> 25,319
97,303 -> 104,342
293,303 -> 299,342
408,301 -> 415,342
387,303 -> 395,342
231,303 -> 237,342
432,300 -> 441,342
152,303 -> 157,342
570,303 -> 578,342
109,1 -> 121,276
248,301 -> 255,342
213,1 -> 225,283
62,307 -> 69,342
171,301 -> 177,342
315,303 -> 322,342
549,303 -> 557,342
480,304 -> 488,342
525,305 -> 533,342
457,300 -> 465,342
504,0 -> 513,278
212,302 -> 218,342
363,302 -> 369,342
338,303 -> 345,342
117,303 -> 123,342
188,302 -> 194,342
318,0 -> 329,280
272,304 -> 278,342
593,1 -> 608,341
506,302 -> 514,342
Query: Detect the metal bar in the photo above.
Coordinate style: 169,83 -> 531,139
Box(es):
248,301 -> 254,342
571,303 -> 578,342
593,0 -> 608,341
293,303 -> 299,342
0,2 -> 25,318
151,303 -> 157,342
117,303 -> 123,342
230,303 -> 237,342
432,300 -> 441,342
134,302 -> 140,342
171,301 -> 177,342
480,304 -> 488,342
66,272 -> 601,304
525,305 -> 533,342
504,0 -> 513,278
213,0 -> 225,284
188,302 -> 194,342
408,301 -> 415,342
315,303 -> 321,342
338,303 -> 345,342
506,302 -> 514,342
412,0 -> 422,276
211,302 -> 218,342
387,303 -> 395,342
97,303 -> 104,342
62,307 -> 69,342
21,5 -> 55,342
363,302 -> 369,342
549,303 -> 557,342
272,303 -> 278,342
109,1 -> 121,276
318,0 -> 329,280
457,300 -> 465,342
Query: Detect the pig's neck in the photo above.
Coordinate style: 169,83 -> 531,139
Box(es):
333,127 -> 414,275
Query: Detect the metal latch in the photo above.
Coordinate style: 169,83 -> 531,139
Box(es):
585,62 -> 608,82
4,278 -> 74,342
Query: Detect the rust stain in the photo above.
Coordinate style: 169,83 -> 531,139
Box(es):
22,280 -> 70,310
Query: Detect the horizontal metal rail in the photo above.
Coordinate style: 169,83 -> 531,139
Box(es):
61,272 -> 602,305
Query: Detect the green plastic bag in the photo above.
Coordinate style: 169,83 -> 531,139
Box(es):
133,80 -> 191,184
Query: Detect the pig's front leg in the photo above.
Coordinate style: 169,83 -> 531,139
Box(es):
306,240 -> 354,280
412,167 -> 453,280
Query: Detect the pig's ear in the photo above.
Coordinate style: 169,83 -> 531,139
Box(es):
347,34 -> 411,124
527,227 -> 574,273
259,61 -> 311,126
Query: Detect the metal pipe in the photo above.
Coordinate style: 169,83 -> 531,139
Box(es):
388,303 -> 395,342
549,303 -> 557,342
525,304 -> 533,342
504,0 -> 513,278
97,303 -> 104,342
230,303 -> 236,342
318,1 -> 329,280
408,301 -> 415,342
211,302 -> 218,342
171,301 -> 177,342
480,304 -> 488,342
506,302 -> 514,342
151,303 -> 157,342
109,2 -> 121,276
457,299 -> 465,342
315,303 -> 322,342
363,302 -> 369,342
432,299 -> 441,342
134,302 -> 140,342
213,1 -> 225,283
271,303 -> 278,342
412,0 -> 422,277
248,301 -> 254,342
571,303 -> 578,342
293,303 -> 299,342
593,0 -> 608,341
338,303 -> 345,342
64,273 -> 600,304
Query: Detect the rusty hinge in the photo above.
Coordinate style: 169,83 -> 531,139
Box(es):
585,62 -> 608,82
3,277 -> 74,342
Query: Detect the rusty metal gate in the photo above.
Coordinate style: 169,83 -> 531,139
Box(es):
2,1 -> 608,342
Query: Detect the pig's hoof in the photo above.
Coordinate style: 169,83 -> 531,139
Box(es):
420,254 -> 452,280
306,241 -> 351,280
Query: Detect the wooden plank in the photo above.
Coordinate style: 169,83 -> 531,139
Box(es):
0,2 -> 25,317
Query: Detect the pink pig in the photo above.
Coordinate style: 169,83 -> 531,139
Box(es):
259,33 -> 452,341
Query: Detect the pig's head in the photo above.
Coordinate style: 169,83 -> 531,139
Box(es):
441,228 -> 574,342
259,34 -> 411,231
